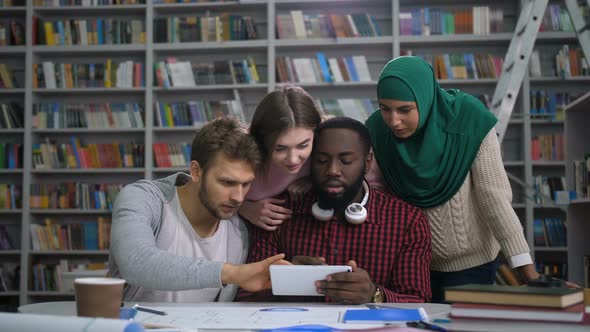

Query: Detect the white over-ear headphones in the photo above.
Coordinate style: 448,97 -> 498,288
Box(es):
311,181 -> 369,225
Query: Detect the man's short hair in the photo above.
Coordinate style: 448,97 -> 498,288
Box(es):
314,117 -> 372,155
191,117 -> 262,172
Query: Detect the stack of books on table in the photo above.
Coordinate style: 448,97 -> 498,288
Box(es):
445,284 -> 587,324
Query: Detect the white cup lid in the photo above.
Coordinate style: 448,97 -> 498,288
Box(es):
74,277 -> 126,285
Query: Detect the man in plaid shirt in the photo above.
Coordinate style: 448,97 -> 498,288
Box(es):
239,117 -> 431,304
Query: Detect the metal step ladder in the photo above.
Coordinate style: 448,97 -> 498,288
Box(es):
493,0 -> 590,142
491,0 -> 548,143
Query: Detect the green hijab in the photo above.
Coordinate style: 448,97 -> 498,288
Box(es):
366,56 -> 497,208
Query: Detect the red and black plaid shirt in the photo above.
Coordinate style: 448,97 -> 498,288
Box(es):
238,187 -> 431,303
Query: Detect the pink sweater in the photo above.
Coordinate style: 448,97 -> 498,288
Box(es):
245,159 -> 311,201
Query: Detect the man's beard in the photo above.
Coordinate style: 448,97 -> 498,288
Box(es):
312,174 -> 364,211
199,177 -> 226,220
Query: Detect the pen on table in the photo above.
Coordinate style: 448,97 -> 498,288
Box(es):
365,304 -> 397,310
133,304 -> 168,316
406,321 -> 448,332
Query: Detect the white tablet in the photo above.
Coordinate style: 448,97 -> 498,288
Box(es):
270,265 -> 352,296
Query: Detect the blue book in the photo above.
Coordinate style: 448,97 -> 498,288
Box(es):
343,308 -> 427,323
315,53 -> 332,83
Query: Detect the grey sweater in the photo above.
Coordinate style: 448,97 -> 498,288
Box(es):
108,173 -> 249,302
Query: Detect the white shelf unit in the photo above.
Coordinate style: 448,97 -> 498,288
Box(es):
0,0 -> 584,309
564,91 -> 590,286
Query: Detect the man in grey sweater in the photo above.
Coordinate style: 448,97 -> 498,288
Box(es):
108,118 -> 285,302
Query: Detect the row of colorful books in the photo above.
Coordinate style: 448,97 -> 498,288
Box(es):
154,15 -> 257,43
31,260 -> 107,292
408,52 -> 503,80
34,17 -> 145,46
155,57 -> 260,87
0,184 -> 20,209
33,0 -> 143,6
529,47 -> 589,79
34,60 -> 145,89
276,12 -> 381,40
0,20 -> 25,46
531,133 -> 564,161
30,217 -> 111,251
276,54 -> 371,84
29,182 -> 122,210
0,143 -> 22,170
573,154 -> 590,200
155,100 -> 244,127
399,7 -> 504,36
153,143 -> 190,168
533,218 -> 568,247
32,103 -> 144,129
0,103 -> 23,129
32,139 -> 144,169
530,90 -> 574,121
533,175 -> 566,205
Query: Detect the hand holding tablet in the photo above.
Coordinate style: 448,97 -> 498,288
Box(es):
270,265 -> 352,296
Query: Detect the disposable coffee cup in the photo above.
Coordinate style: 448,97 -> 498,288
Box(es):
74,277 -> 125,319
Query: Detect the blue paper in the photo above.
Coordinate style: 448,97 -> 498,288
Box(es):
343,308 -> 427,323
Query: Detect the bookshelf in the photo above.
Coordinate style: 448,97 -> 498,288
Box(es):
0,0 -> 585,309
564,90 -> 590,287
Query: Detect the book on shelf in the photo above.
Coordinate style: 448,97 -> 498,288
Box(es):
276,12 -> 381,40
536,261 -> 568,280
531,133 -> 564,161
0,1 -> 25,8
405,52 -> 502,80
539,4 -> 574,32
30,259 -> 107,293
29,182 -> 122,210
34,60 -> 145,89
0,63 -> 18,89
0,19 -> 25,46
32,103 -> 144,129
155,100 -> 245,127
444,284 -> 584,308
573,154 -> 590,200
33,0 -> 144,6
533,218 -> 567,247
33,16 -> 145,46
155,56 -> 260,87
276,54 -> 371,83
533,175 -> 566,205
0,224 -> 14,250
530,90 -> 573,121
154,14 -> 257,43
153,142 -> 191,168
530,46 -> 589,79
450,302 -> 585,323
32,138 -> 144,169
0,184 -> 21,209
0,143 -> 23,169
0,263 -> 19,292
0,103 -> 23,129
399,6 -> 504,36
29,217 -> 111,251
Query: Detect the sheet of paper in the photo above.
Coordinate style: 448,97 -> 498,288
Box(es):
134,306 -> 386,330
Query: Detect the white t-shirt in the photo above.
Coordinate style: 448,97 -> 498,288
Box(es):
132,190 -> 231,302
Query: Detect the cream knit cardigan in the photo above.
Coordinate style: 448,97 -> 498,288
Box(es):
368,128 -> 531,272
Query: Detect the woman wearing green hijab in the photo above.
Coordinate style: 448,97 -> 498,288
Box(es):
366,56 -> 541,302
